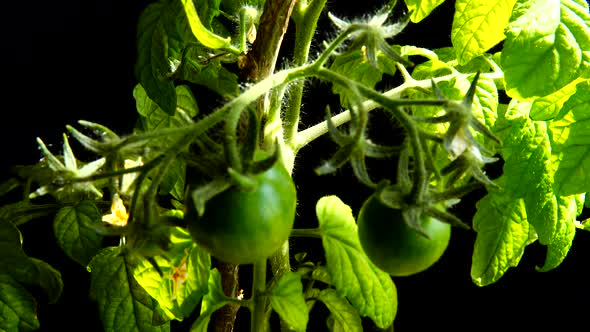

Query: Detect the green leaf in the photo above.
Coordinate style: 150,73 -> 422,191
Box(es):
178,56 -> 239,97
502,0 -> 590,99
404,0 -> 447,23
88,247 -> 170,332
53,201 -> 103,266
575,193 -> 585,216
578,218 -> 590,231
311,266 -> 332,285
316,196 -> 397,329
0,219 -> 63,303
537,195 -> 577,272
136,1 -> 177,115
497,100 -> 563,246
329,50 -> 384,108
134,84 -> 198,199
28,258 -> 63,304
135,84 -> 198,132
398,45 -> 439,61
133,228 -> 211,320
496,100 -> 580,272
318,289 -> 363,332
175,85 -> 200,118
180,0 -> 231,49
411,59 -> 454,80
195,0 -> 222,30
452,0 -> 517,65
0,219 -> 36,281
471,188 -> 533,286
530,78 -> 586,121
270,272 -> 309,332
472,74 -> 499,149
549,80 -> 590,195
189,269 -> 227,332
0,274 -> 40,332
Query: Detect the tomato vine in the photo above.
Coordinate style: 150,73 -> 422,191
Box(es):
1,0 -> 590,331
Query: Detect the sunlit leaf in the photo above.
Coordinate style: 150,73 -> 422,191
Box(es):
502,0 -> 590,99
88,247 -> 170,332
537,195 -> 577,272
316,196 -> 397,329
405,0 -> 447,23
180,0 -> 231,49
471,187 -> 533,286
530,78 -> 586,121
452,0 -> 517,65
133,228 -> 211,320
318,289 -> 363,332
329,50 -> 384,108
270,272 -> 309,332
549,80 -> 590,196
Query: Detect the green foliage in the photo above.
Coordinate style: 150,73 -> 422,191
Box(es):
133,227 -> 211,320
404,0 -> 447,23
451,0 -> 517,65
501,0 -> 590,99
0,219 -> 63,331
0,273 -> 40,331
319,289 -> 363,332
316,196 -> 397,329
269,272 -> 309,332
89,247 -> 170,332
189,269 -> 227,332
53,201 -> 103,266
3,0 -> 590,330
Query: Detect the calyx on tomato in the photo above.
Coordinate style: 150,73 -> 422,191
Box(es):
185,157 -> 296,265
357,194 -> 451,276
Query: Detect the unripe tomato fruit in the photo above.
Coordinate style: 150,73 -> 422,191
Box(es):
357,195 -> 451,276
185,161 -> 296,264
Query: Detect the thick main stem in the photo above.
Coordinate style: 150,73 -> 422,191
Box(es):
216,1 -> 297,331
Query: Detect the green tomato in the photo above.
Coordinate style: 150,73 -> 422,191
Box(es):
357,195 -> 451,276
185,161 -> 296,265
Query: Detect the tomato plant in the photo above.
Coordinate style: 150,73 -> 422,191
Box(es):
2,0 -> 590,331
357,195 -> 451,276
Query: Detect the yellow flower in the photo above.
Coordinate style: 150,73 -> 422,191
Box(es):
102,194 -> 128,227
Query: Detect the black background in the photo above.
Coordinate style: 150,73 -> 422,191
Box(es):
2,0 -> 590,331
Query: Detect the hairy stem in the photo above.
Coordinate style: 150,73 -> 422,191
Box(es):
217,2 -> 297,331
294,70 -> 504,151
315,68 -> 431,203
284,0 -> 329,145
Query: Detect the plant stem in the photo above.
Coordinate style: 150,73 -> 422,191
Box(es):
290,228 -> 323,238
294,70 -> 504,151
250,259 -> 268,332
283,0 -> 329,145
315,68 -> 431,202
219,2 -> 297,331
241,0 -> 297,81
